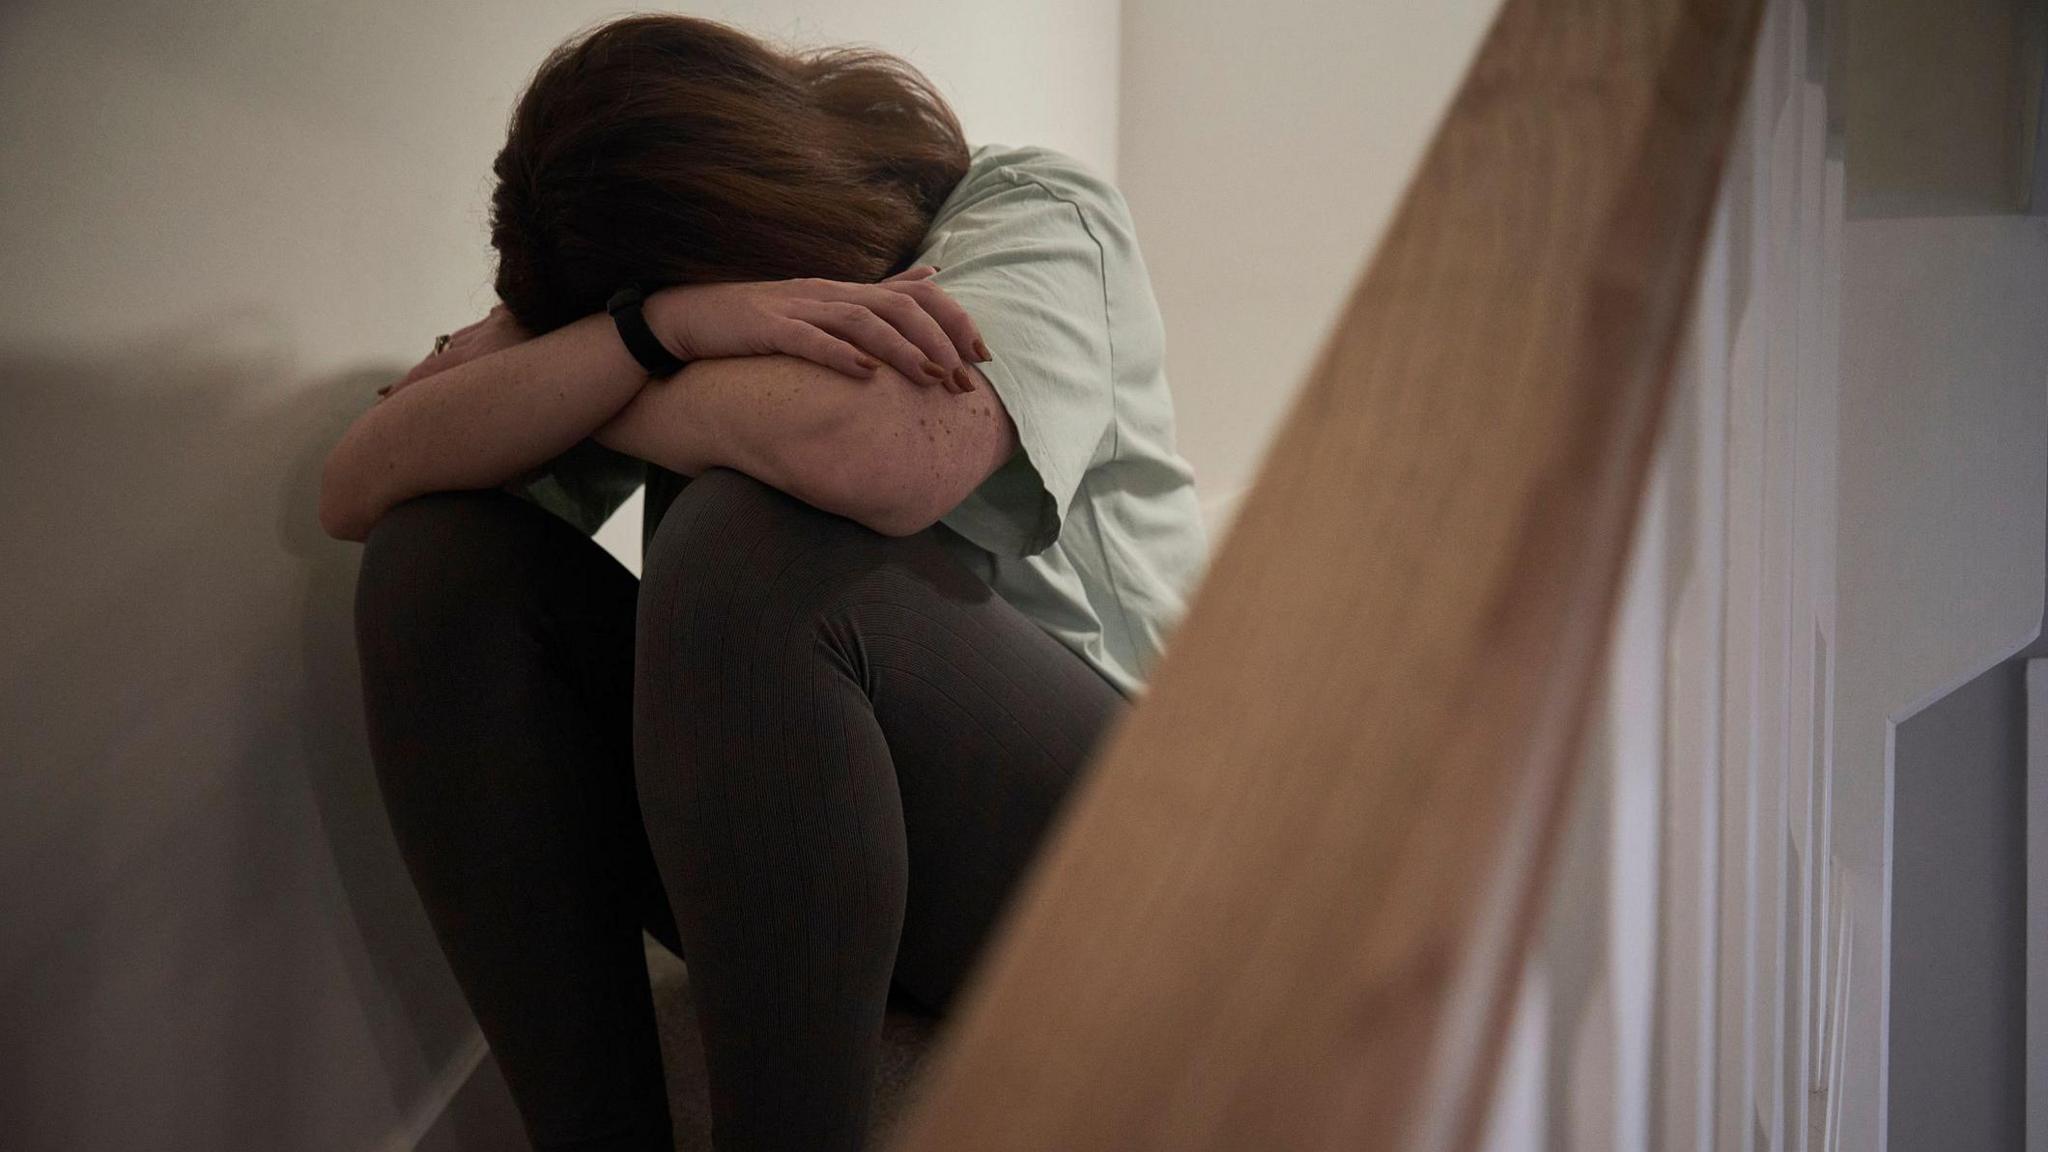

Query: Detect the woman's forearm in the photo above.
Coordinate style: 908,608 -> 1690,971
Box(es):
592,353 -> 1016,536
319,311 -> 647,541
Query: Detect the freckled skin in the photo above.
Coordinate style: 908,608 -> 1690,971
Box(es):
599,355 -> 1018,535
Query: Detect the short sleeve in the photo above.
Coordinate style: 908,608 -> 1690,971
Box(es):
509,436 -> 645,537
922,176 -> 1115,557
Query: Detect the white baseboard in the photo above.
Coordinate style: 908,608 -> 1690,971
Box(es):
375,1031 -> 494,1152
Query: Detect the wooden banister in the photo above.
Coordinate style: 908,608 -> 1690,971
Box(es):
882,1 -> 1767,1148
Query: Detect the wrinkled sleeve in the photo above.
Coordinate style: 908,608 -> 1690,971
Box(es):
923,178 -> 1115,558
508,436 -> 645,537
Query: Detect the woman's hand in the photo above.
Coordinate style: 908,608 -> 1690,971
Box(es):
646,265 -> 992,394
380,303 -> 532,400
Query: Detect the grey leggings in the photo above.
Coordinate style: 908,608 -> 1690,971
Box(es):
352,468 -> 1126,1152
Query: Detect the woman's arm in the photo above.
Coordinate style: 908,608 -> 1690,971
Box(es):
318,268 -> 990,543
319,311 -> 646,542
593,354 -> 1018,537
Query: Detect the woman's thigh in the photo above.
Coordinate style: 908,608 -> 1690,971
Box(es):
634,468 -> 1128,1012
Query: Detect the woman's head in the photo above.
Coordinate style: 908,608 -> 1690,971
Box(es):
490,15 -> 969,333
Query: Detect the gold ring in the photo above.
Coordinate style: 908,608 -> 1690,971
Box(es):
433,333 -> 452,355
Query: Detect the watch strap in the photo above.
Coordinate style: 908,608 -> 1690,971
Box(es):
606,287 -> 687,377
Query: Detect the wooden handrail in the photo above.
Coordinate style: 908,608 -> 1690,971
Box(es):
883,0 -> 1766,1148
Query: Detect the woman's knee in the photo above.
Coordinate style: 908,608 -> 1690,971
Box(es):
639,468 -> 852,615
635,469 -> 894,694
354,489 -> 556,648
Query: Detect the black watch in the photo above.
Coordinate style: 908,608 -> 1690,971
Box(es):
606,286 -> 688,377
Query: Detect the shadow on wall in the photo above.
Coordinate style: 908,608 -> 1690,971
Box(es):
0,338 -> 492,1150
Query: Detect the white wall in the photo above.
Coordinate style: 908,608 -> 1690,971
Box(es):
1833,213 -> 2048,1151
0,3 -> 1117,1149
1115,0 -> 1504,528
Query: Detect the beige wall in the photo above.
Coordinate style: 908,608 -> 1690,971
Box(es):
1115,0 -> 1503,528
0,3 -> 1116,1149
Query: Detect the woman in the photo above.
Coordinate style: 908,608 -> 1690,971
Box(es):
321,14 -> 1206,1152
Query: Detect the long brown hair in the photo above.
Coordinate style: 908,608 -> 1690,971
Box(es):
489,14 -> 970,333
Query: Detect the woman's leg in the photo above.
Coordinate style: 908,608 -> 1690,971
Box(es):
634,468 -> 1128,1152
354,490 -> 678,1152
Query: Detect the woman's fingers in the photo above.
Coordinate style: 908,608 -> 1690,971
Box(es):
786,300 -> 944,387
815,282 -> 970,391
861,287 -> 976,390
445,316 -> 489,346
395,350 -> 447,389
771,318 -> 880,379
880,277 -> 990,366
756,274 -> 987,389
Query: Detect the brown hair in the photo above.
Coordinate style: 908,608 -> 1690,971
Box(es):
489,14 -> 970,333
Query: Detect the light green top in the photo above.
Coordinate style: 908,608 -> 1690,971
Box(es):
518,142 -> 1208,697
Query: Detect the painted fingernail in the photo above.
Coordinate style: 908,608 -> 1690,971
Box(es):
953,366 -> 976,392
972,338 -> 991,362
921,360 -> 948,382
856,353 -> 880,371
376,384 -> 392,396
